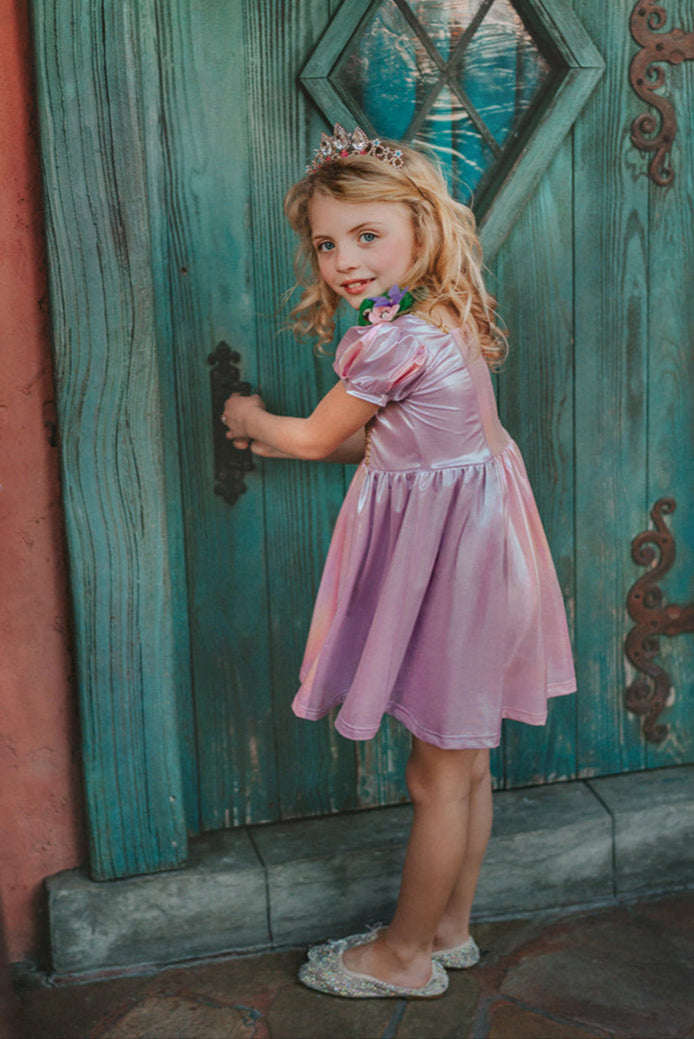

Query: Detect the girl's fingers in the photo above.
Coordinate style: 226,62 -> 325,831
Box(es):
224,392 -> 265,411
221,392 -> 266,438
231,437 -> 250,448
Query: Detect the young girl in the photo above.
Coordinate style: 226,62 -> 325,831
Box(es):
222,125 -> 576,1000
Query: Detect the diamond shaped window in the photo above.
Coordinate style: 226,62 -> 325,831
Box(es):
300,0 -> 604,256
332,0 -> 554,200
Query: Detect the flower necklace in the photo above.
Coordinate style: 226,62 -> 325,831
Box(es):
358,285 -> 424,326
357,285 -> 449,332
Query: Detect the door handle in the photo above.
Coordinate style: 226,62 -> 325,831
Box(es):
208,341 -> 255,506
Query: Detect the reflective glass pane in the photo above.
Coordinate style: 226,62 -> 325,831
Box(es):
332,0 -> 556,207
333,0 -> 438,140
407,0 -> 486,62
415,85 -> 496,201
459,0 -> 551,147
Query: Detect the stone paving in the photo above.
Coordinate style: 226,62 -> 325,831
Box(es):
46,768 -> 694,976
8,890 -> 694,1039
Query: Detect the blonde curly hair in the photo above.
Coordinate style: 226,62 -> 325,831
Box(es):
284,140 -> 507,369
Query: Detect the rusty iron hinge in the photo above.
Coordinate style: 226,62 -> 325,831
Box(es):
624,497 -> 694,743
629,1 -> 694,186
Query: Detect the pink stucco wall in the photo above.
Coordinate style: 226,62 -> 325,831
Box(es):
0,0 -> 85,962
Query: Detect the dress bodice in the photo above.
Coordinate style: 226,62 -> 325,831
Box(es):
334,314 -> 511,471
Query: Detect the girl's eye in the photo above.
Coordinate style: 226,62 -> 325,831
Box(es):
316,241 -> 334,253
360,232 -> 377,243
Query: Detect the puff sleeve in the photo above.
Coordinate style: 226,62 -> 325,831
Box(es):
333,322 -> 428,406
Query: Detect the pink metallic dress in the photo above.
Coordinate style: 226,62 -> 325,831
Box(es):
292,314 -> 576,749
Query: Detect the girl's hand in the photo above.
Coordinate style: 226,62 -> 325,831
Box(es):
222,393 -> 265,440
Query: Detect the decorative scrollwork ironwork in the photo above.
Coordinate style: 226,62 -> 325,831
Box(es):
624,498 -> 694,743
629,1 -> 694,186
208,341 -> 255,506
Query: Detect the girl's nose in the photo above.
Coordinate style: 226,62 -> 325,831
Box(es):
335,246 -> 358,272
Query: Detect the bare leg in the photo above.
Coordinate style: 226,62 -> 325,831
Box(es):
433,748 -> 492,950
342,738 -> 490,988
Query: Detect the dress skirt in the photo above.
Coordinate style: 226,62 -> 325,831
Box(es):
291,315 -> 576,749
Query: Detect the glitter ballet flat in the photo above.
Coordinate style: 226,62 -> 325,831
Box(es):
298,950 -> 449,999
307,925 -> 383,964
433,935 -> 480,969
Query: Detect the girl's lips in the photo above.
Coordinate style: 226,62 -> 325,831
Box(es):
342,278 -> 374,295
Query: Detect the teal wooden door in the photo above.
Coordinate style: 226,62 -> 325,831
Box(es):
141,0 -> 599,831
33,0 -> 694,877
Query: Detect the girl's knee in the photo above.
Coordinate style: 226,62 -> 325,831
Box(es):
405,743 -> 487,806
471,749 -> 491,788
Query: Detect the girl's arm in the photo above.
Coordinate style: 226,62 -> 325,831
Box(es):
243,427 -> 366,463
222,381 -> 376,461
319,428 -> 366,463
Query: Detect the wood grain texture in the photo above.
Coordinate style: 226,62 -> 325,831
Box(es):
31,0 -> 187,879
243,0 -> 359,820
643,8 -> 694,766
496,136 -> 577,786
143,0 -> 279,829
525,0 -> 605,67
573,0 -> 649,776
135,1 -> 199,836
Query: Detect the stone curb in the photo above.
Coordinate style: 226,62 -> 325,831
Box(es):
45,765 -> 694,975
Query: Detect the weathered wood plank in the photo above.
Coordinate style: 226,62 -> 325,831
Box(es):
244,0 -> 359,819
136,0 -> 199,836
31,0 -> 187,878
143,0 -> 279,829
643,11 -> 694,767
572,0 -> 649,776
356,717 -> 411,808
496,136 -> 577,786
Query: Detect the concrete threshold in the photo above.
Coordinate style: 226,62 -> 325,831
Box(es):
46,765 -> 694,976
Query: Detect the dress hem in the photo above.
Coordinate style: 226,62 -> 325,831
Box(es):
292,680 -> 576,750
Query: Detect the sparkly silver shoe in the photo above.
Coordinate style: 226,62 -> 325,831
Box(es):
307,925 -> 383,965
432,935 -> 480,969
299,949 -> 449,999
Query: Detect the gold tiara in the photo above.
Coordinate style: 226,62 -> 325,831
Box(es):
306,123 -> 404,173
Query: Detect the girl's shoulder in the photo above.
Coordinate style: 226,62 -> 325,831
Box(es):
334,315 -> 431,405
335,313 -> 433,367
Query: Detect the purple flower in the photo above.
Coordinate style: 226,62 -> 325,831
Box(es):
370,285 -> 409,308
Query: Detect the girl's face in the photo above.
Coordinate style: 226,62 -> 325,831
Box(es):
308,193 -> 416,309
